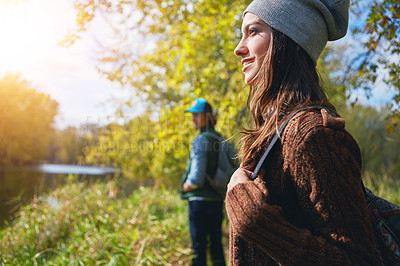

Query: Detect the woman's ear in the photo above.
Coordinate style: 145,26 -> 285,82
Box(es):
296,45 -> 300,51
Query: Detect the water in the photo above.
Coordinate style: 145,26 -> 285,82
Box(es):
0,164 -> 117,227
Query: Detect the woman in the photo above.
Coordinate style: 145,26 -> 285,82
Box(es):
225,0 -> 381,265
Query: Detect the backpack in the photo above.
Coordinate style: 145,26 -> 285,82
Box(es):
201,132 -> 238,195
363,185 -> 400,265
250,106 -> 400,265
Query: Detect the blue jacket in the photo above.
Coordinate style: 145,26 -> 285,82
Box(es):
180,127 -> 224,200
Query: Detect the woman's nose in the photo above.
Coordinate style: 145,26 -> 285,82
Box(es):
234,39 -> 247,57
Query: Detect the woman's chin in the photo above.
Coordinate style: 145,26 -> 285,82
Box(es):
244,72 -> 257,85
245,77 -> 255,86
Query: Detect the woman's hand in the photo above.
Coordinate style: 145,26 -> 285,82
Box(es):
227,168 -> 253,192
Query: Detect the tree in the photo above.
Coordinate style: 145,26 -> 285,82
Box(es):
317,46 -> 349,109
47,127 -> 88,164
68,0 -> 360,184
350,0 -> 400,128
340,104 -> 400,178
65,0 -> 253,184
83,113 -> 162,183
0,74 -> 58,165
67,0 -> 250,119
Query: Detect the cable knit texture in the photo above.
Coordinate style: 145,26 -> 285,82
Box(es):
225,109 -> 381,265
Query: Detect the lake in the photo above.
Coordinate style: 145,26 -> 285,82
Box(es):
0,164 -> 117,227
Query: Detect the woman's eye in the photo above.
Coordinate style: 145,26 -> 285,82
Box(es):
249,28 -> 258,35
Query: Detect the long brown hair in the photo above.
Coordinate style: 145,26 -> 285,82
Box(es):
239,28 -> 335,168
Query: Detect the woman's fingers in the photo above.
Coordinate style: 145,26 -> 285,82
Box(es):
227,168 -> 253,191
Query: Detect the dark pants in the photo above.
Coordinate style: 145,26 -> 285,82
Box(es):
188,200 -> 225,266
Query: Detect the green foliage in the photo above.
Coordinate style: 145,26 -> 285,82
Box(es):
363,172 -> 400,205
84,113 -> 165,183
0,74 -> 58,165
69,0 -> 367,187
0,175 -> 396,265
47,127 -> 89,164
352,0 -> 400,124
340,104 -> 400,178
88,0 -> 251,128
66,1 -> 399,190
82,104 -> 247,186
0,180 -> 198,265
317,46 -> 349,109
69,1 -> 253,185
67,0 -> 249,104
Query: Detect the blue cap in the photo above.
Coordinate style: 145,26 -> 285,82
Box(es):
185,98 -> 212,113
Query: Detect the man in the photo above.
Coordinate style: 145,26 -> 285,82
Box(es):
181,98 -> 225,266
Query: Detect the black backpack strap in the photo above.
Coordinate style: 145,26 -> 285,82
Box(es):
250,106 -> 323,180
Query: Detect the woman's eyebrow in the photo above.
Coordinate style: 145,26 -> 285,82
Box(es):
242,21 -> 265,31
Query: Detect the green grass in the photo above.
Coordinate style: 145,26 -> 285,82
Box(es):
362,172 -> 400,205
1,173 -> 398,265
0,179 -> 201,265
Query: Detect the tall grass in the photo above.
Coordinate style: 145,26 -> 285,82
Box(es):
1,172 -> 397,265
362,172 -> 400,205
0,178 -> 198,265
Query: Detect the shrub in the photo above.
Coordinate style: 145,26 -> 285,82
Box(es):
0,180 -> 194,265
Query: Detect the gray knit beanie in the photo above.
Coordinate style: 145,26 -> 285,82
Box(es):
244,0 -> 349,63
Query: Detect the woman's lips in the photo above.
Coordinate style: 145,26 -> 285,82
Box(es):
242,61 -> 253,72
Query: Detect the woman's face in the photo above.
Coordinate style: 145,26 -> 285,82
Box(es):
234,13 -> 272,85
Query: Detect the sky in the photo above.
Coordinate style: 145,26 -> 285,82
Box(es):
0,0 -> 133,129
0,0 -> 395,130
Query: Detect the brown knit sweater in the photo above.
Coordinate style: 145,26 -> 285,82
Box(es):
225,109 -> 381,265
